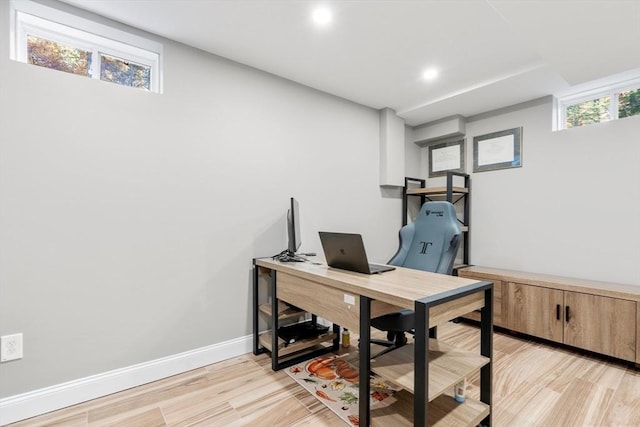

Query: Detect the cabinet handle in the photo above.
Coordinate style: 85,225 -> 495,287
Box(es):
565,306 -> 570,323
556,304 -> 560,320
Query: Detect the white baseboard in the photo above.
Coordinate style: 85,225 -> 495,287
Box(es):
0,334 -> 253,425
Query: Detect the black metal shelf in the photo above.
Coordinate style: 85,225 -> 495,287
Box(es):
402,171 -> 471,266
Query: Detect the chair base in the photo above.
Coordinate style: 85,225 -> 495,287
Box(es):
370,331 -> 408,358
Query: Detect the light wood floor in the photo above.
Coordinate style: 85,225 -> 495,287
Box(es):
9,322 -> 640,427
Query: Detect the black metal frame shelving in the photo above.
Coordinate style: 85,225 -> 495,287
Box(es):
402,171 -> 471,267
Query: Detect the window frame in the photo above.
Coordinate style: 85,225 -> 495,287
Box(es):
555,72 -> 640,130
10,0 -> 162,93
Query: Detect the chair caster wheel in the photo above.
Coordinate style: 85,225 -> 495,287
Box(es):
395,334 -> 407,347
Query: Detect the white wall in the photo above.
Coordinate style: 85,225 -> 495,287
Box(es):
0,2 -> 401,398
422,100 -> 640,286
404,125 -> 420,179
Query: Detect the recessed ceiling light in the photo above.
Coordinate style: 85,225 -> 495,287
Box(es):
422,68 -> 439,81
312,7 -> 332,26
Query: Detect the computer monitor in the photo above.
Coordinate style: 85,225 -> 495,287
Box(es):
287,197 -> 301,254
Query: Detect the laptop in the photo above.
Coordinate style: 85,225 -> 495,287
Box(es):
318,232 -> 395,274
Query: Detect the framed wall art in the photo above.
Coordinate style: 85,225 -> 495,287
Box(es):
473,127 -> 522,172
428,138 -> 465,177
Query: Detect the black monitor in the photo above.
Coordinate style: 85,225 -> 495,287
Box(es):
273,197 -> 312,262
287,197 -> 301,254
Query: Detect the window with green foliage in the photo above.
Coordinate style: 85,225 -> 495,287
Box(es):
618,88 -> 640,119
558,78 -> 640,130
11,1 -> 161,93
565,96 -> 611,128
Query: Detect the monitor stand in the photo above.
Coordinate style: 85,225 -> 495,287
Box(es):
272,250 -> 305,262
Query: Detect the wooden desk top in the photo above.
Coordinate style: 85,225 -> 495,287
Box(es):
255,258 -> 484,310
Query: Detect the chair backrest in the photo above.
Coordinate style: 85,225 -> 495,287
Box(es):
388,201 -> 461,274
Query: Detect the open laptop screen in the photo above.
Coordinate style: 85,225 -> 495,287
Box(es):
319,232 -> 394,274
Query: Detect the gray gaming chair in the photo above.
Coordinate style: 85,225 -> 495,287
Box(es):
371,201 -> 461,355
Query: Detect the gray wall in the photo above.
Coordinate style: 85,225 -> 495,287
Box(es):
0,2 -> 401,397
404,125 -> 420,179
422,100 -> 640,286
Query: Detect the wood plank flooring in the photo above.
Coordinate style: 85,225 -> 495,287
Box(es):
9,322 -> 640,426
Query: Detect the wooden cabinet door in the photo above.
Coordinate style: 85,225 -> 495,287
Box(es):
504,282 -> 564,342
564,291 -> 636,361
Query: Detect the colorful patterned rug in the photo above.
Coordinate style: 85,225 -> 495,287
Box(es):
285,355 -> 401,426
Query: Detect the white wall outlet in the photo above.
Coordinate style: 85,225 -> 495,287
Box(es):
1,333 -> 24,362
343,294 -> 356,305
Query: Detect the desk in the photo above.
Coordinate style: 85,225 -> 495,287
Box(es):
253,258 -> 493,427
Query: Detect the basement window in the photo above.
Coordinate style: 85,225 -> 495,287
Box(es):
10,0 -> 162,93
555,72 -> 640,130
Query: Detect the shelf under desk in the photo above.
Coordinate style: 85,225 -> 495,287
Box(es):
371,390 -> 490,427
371,340 -> 490,400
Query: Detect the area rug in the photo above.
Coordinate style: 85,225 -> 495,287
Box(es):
285,355 -> 401,426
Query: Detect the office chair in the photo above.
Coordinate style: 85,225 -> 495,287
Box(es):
370,201 -> 461,357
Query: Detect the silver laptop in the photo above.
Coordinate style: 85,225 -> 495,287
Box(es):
318,232 -> 395,274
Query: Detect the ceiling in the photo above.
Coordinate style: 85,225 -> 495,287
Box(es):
59,0 -> 640,126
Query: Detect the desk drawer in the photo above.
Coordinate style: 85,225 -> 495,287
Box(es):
278,272 -> 399,331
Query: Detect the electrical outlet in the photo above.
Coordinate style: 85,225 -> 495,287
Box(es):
1,333 -> 23,362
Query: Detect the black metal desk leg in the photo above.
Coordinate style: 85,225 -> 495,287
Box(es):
414,300 -> 429,427
480,285 -> 493,427
270,270 -> 279,372
359,296 -> 371,427
332,323 -> 340,350
252,262 -> 260,355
